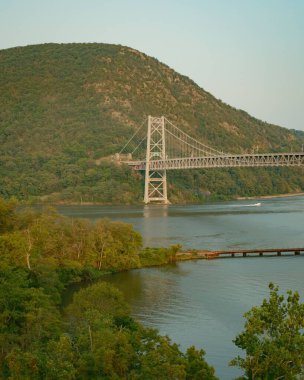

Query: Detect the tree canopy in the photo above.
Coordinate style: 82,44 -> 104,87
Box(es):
231,283 -> 304,379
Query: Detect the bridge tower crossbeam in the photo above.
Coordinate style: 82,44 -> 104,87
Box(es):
144,116 -> 169,204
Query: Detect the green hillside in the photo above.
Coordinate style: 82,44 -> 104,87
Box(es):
0,43 -> 303,203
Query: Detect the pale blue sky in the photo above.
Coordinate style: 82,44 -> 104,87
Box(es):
1,0 -> 303,130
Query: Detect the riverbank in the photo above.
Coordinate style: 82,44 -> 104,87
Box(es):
237,192 -> 304,200
24,191 -> 304,207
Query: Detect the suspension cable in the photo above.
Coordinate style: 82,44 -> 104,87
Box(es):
119,117 -> 147,154
132,135 -> 147,155
164,117 -> 228,156
165,127 -> 218,157
165,128 -> 205,156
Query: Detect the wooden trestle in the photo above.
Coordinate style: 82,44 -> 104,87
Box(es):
205,248 -> 304,259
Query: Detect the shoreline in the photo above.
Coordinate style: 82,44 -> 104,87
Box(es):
26,191 -> 304,207
237,192 -> 304,200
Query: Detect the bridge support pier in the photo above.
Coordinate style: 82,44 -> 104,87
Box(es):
144,116 -> 169,204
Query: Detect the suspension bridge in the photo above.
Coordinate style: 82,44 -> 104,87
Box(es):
116,116 -> 304,204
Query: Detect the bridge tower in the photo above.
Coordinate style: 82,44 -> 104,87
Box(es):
144,116 -> 169,204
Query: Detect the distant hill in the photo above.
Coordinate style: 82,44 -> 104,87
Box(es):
0,43 -> 303,203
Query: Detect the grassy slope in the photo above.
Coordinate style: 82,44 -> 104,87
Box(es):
0,43 -> 303,203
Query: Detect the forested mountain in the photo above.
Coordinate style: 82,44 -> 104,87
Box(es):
0,43 -> 303,203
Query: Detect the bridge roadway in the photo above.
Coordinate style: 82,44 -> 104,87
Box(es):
205,247 -> 304,259
126,152 -> 304,170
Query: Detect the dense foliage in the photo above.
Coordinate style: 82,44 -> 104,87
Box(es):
0,197 -> 181,275
0,198 -> 217,379
1,43 -> 304,203
230,283 -> 304,379
1,198 -> 304,378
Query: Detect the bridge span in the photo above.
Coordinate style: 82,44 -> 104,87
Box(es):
126,152 -> 304,171
117,116 -> 304,204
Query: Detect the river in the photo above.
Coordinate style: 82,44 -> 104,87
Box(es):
58,196 -> 304,379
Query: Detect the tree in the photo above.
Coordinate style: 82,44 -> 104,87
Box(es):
5,349 -> 40,380
65,282 -> 130,322
0,197 -> 17,234
92,220 -> 114,270
45,336 -> 77,380
92,220 -> 142,271
185,346 -> 218,379
230,283 -> 304,379
0,265 -> 62,372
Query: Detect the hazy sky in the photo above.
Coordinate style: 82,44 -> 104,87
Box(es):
1,0 -> 303,130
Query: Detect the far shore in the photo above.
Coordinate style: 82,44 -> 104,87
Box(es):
27,191 -> 304,206
237,192 -> 304,200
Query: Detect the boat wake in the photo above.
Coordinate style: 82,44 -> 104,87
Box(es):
244,202 -> 262,207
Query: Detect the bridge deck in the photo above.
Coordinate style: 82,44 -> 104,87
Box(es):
125,152 -> 304,170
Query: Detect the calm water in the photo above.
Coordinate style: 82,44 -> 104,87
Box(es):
58,196 -> 304,379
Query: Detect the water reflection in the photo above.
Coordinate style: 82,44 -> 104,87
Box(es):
103,263 -> 191,325
143,204 -> 169,246
143,204 -> 169,218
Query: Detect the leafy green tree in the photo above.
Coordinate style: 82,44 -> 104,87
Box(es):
185,346 -> 218,379
5,348 -> 40,380
92,219 -> 115,270
0,197 -> 17,234
0,265 -> 62,374
128,328 -> 187,379
230,283 -> 304,379
66,282 -> 130,322
69,218 -> 93,264
92,220 -> 142,271
45,336 -> 77,380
